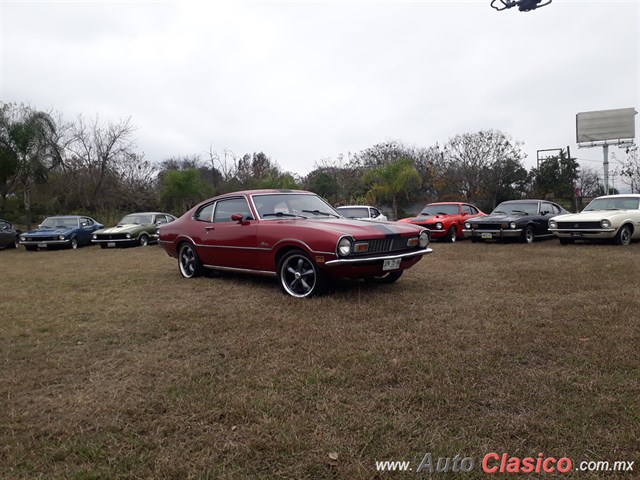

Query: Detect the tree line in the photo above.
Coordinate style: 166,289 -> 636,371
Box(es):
2,102 -> 629,227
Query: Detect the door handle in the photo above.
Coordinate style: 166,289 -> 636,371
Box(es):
205,226 -> 215,231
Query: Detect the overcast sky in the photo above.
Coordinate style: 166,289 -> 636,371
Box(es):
1,0 -> 638,182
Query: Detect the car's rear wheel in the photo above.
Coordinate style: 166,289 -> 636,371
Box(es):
615,225 -> 632,246
366,271 -> 403,284
12,236 -> 19,249
139,234 -> 149,247
446,226 -> 457,243
278,250 -> 325,298
70,237 -> 78,250
178,243 -> 204,278
521,226 -> 535,244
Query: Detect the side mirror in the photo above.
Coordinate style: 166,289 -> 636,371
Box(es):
461,212 -> 468,216
231,213 -> 245,223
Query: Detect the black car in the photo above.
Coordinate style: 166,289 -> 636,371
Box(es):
462,200 -> 569,243
0,218 -> 21,249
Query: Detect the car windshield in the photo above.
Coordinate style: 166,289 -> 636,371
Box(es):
253,193 -> 339,219
492,203 -> 539,215
583,197 -> 640,211
337,207 -> 369,218
420,204 -> 459,215
119,214 -> 153,225
40,217 -> 79,228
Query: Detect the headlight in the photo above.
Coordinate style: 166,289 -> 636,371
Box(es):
337,237 -> 352,257
549,220 -> 557,229
418,230 -> 430,248
601,219 -> 611,228
92,234 -> 97,239
126,233 -> 131,239
435,222 -> 443,230
509,222 -> 517,229
58,235 -> 65,240
464,222 -> 471,229
20,235 -> 26,242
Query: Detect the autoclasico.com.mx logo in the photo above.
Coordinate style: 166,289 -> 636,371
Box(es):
375,452 -> 635,475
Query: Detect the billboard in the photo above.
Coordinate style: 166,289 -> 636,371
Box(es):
576,107 -> 636,144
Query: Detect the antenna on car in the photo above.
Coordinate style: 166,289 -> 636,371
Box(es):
491,0 -> 552,12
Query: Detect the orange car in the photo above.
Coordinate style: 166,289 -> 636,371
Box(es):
399,202 -> 486,242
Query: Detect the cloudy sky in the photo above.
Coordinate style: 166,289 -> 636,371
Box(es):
1,0 -> 638,181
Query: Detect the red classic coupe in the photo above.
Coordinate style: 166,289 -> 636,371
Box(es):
159,190 -> 432,298
398,202 -> 486,242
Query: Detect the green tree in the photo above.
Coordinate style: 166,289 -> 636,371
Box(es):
532,150 -> 579,200
361,158 -> 422,220
0,103 -> 60,227
159,168 -> 214,214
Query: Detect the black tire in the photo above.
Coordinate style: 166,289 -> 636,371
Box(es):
559,238 -> 574,245
521,226 -> 535,244
446,226 -> 457,243
139,234 -> 149,247
25,245 -> 37,252
178,243 -> 204,278
615,225 -> 632,246
366,271 -> 403,284
70,237 -> 78,250
277,250 -> 325,298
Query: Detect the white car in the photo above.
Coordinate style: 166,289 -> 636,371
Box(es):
336,205 -> 388,222
548,194 -> 640,246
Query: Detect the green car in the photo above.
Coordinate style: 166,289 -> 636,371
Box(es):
92,212 -> 176,248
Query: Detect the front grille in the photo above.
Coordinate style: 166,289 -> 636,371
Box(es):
556,221 -> 602,230
472,224 -> 506,230
353,236 -> 412,256
96,233 -> 129,240
28,236 -> 59,242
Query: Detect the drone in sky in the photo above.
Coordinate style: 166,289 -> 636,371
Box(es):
491,0 -> 552,12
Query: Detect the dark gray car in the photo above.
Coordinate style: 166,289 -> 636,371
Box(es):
0,218 -> 21,249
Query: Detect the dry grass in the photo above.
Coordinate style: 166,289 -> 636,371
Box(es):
1,241 -> 639,479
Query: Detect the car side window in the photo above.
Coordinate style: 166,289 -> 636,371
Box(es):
462,205 -> 472,215
196,203 -> 215,222
213,197 -> 253,223
370,208 -> 380,218
0,221 -> 7,229
155,215 -> 167,224
541,203 -> 554,215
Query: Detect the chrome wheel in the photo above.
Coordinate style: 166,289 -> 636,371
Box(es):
139,234 -> 149,247
616,225 -> 632,246
278,251 -> 324,298
13,236 -> 19,249
70,237 -> 78,249
522,226 -> 534,244
447,226 -> 457,243
179,243 -> 203,278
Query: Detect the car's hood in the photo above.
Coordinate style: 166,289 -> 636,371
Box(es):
400,214 -> 449,223
472,214 -> 525,223
96,224 -> 149,234
267,217 -> 424,238
551,211 -> 628,222
23,227 -> 75,236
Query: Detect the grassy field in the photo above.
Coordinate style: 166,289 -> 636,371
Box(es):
1,240 -> 638,479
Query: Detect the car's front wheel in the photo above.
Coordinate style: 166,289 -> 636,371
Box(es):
446,226 -> 457,243
178,243 -> 204,278
615,225 -> 632,246
521,226 -> 535,244
139,234 -> 149,247
70,237 -> 78,250
277,250 -> 325,298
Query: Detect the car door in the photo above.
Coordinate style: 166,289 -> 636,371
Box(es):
0,221 -> 12,247
198,197 -> 258,269
539,203 -> 558,235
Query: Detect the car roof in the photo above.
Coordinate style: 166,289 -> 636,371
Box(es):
594,194 -> 640,199
499,199 -> 543,203
427,202 -> 465,205
337,205 -> 377,209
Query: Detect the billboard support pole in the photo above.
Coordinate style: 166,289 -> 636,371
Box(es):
603,144 -> 609,195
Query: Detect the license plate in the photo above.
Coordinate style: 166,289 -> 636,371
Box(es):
481,233 -> 493,239
383,258 -> 401,271
570,232 -> 583,237
37,242 -> 47,248
107,242 -> 116,247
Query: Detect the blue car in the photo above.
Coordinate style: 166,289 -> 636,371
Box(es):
20,215 -> 104,251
